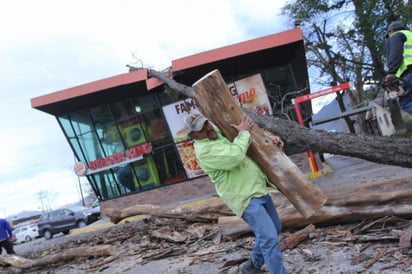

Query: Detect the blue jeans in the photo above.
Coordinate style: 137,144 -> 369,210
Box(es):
399,73 -> 412,115
241,194 -> 287,274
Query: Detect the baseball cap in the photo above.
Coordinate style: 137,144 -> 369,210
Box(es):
183,114 -> 208,134
386,21 -> 406,37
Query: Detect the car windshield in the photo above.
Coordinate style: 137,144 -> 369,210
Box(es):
92,200 -> 99,208
39,214 -> 49,221
70,206 -> 89,212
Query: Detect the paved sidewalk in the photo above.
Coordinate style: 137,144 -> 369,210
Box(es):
312,154 -> 412,189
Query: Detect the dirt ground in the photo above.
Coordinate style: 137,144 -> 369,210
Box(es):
4,155 -> 412,274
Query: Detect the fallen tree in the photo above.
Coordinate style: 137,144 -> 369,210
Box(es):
104,176 -> 412,238
220,176 -> 412,238
105,196 -> 233,224
147,68 -> 412,168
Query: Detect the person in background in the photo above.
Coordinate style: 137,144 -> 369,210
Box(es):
384,20 -> 412,115
183,113 -> 287,274
0,218 -> 16,255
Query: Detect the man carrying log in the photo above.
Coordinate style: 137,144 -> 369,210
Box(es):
183,113 -> 287,274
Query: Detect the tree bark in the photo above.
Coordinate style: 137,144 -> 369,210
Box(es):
281,224 -> 316,250
246,109 -> 412,168
105,196 -> 233,224
103,176 -> 412,238
0,245 -> 114,269
218,176 -> 412,237
147,68 -> 412,168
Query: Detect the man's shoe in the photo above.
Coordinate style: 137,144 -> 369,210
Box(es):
240,259 -> 261,274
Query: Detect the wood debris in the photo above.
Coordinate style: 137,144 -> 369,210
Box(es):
2,214 -> 412,273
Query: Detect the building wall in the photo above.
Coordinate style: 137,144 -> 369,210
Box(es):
100,175 -> 216,216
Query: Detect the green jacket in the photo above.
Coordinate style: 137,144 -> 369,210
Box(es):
194,130 -> 269,216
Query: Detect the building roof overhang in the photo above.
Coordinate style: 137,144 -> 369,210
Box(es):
173,27 -> 303,71
31,27 -> 307,115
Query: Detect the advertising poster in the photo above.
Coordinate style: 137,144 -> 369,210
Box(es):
162,74 -> 271,179
162,98 -> 205,179
229,73 -> 273,115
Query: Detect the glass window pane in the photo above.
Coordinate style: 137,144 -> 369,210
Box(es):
115,156 -> 160,192
118,117 -> 148,149
89,170 -> 126,199
58,115 -> 75,138
158,86 -> 184,106
152,145 -> 186,184
99,123 -> 124,155
111,100 -> 136,122
90,105 -> 114,129
143,109 -> 171,145
134,95 -> 159,113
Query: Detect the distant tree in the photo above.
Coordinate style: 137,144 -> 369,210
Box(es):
281,0 -> 411,133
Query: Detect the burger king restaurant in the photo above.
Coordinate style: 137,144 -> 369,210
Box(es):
30,27 -> 313,212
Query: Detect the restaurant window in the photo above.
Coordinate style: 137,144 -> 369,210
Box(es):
58,93 -> 187,201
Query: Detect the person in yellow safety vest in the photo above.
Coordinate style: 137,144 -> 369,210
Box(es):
385,20 -> 412,115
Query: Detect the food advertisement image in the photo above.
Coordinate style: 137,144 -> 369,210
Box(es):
162,99 -> 205,178
162,76 -> 271,179
229,73 -> 273,115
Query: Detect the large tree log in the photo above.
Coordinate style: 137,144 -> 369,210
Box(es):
104,176 -> 412,237
219,176 -> 412,237
191,69 -> 327,218
246,109 -> 412,168
0,245 -> 114,269
147,69 -> 412,168
105,196 -> 233,224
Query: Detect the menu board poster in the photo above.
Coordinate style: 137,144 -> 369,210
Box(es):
162,99 -> 205,179
229,73 -> 273,115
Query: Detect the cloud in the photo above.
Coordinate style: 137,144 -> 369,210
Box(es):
0,0 -> 287,217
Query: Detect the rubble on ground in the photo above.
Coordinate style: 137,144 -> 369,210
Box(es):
2,214 -> 412,273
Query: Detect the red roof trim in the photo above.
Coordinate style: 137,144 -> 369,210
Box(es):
146,70 -> 172,91
31,69 -> 148,108
172,28 -> 303,71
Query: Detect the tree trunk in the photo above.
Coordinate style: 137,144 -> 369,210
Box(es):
218,176 -> 412,237
147,68 -> 412,168
245,109 -> 412,168
104,176 -> 412,238
191,70 -> 327,218
0,245 -> 114,269
105,196 -> 233,224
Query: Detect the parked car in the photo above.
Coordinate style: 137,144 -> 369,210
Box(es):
75,204 -> 101,222
88,199 -> 101,216
12,223 -> 40,244
37,207 -> 100,240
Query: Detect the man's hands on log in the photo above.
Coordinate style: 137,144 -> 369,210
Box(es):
230,115 -> 285,151
270,134 -> 285,151
230,115 -> 254,132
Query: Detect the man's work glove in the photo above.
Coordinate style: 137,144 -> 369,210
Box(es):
383,74 -> 406,98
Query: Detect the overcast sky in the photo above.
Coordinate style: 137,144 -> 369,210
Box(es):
0,0 -> 326,218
